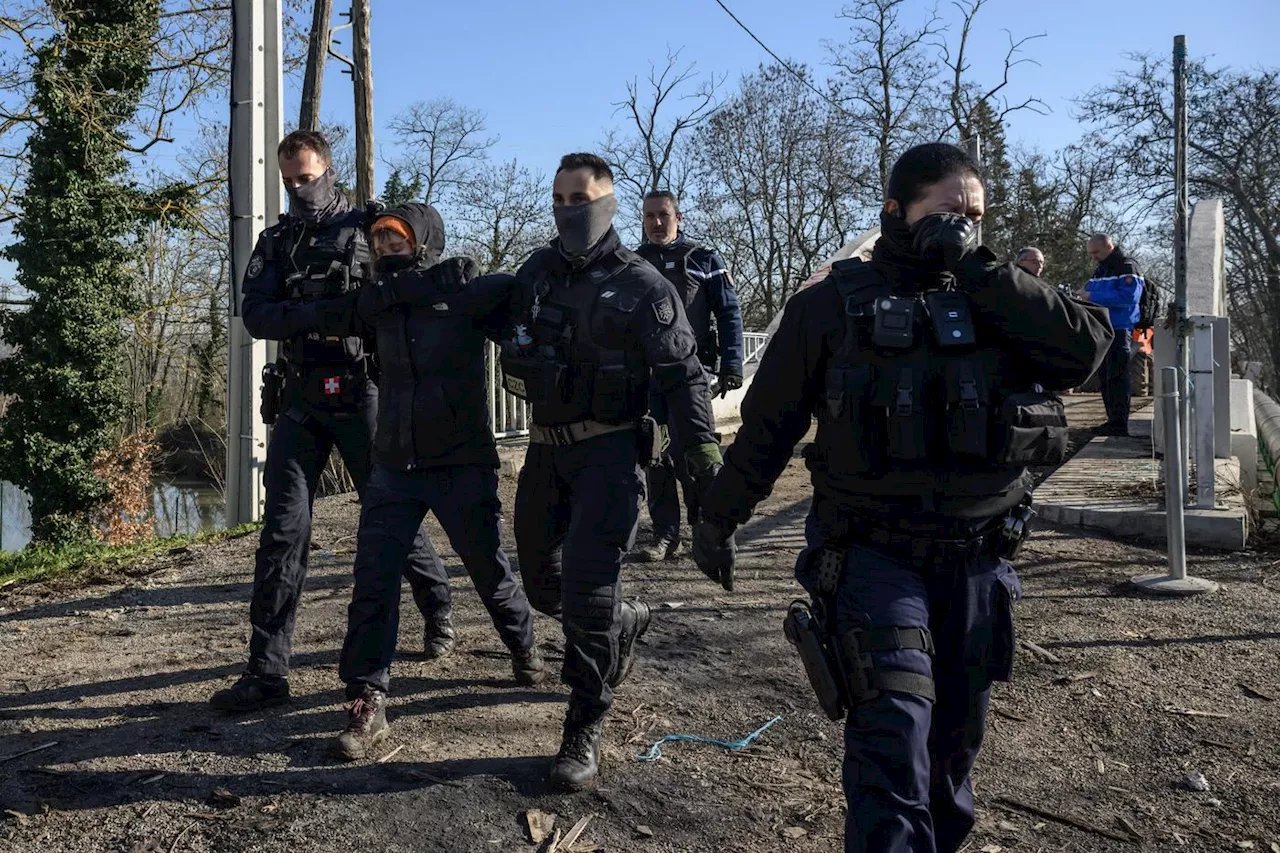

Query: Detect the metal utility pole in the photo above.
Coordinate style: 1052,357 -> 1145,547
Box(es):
227,0 -> 284,526
298,0 -> 333,131
1172,35 -> 1191,487
352,0 -> 375,204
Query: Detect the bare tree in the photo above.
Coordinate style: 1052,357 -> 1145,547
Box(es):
935,0 -> 1048,139
600,48 -> 722,224
449,159 -> 552,273
827,0 -> 945,192
693,63 -> 862,327
299,0 -> 333,130
386,97 -> 497,206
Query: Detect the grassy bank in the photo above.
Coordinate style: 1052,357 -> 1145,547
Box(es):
0,522 -> 261,590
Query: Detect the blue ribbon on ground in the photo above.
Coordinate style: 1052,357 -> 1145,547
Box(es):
635,715 -> 783,762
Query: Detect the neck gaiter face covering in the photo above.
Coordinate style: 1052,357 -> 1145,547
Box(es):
287,167 -> 340,223
554,193 -> 619,259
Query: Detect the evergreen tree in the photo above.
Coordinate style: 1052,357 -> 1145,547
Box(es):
380,168 -> 424,206
0,0 -> 165,544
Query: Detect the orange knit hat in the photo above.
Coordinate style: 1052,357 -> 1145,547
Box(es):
370,215 -> 415,245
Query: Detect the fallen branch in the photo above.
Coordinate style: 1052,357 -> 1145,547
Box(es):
376,745 -> 405,764
1163,706 -> 1230,719
168,820 -> 198,853
0,741 -> 57,763
994,796 -> 1139,844
1020,639 -> 1063,664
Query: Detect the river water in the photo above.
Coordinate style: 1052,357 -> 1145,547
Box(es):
0,480 -> 226,552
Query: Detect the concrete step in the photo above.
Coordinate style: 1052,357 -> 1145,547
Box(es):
1034,434 -> 1249,550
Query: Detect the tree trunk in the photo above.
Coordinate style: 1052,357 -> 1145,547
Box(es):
352,0 -> 374,204
299,0 -> 333,131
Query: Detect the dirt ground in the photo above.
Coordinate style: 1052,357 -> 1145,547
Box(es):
1,398 -> 1278,853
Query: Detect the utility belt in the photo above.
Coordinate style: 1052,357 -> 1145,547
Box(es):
259,357 -> 369,423
783,497 -> 1034,721
528,416 -> 663,467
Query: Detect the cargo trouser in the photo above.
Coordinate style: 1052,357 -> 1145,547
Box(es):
514,430 -> 645,723
246,382 -> 450,679
796,511 -> 1022,853
339,463 -> 535,696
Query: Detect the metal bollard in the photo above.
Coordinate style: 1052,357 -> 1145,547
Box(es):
1130,367 -> 1218,595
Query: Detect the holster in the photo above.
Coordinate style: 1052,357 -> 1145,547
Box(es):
783,599 -> 847,721
260,361 -> 285,425
636,415 -> 662,467
996,496 -> 1036,560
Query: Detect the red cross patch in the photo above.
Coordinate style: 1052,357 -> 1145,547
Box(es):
323,376 -> 341,395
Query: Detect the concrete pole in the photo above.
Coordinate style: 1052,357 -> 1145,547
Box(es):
226,0 -> 284,526
1192,317 -> 1216,508
1131,367 -> 1218,596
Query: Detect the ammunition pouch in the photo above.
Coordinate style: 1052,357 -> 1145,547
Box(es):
499,347 -> 565,406
991,388 -> 1068,465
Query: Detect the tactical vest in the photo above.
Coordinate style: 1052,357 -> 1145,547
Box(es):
639,240 -> 715,368
500,250 -> 650,426
808,258 -> 1068,510
270,213 -> 370,369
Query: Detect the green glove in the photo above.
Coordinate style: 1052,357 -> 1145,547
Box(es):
683,442 -> 723,477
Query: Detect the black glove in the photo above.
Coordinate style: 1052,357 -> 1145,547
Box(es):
717,372 -> 743,399
430,256 -> 480,294
910,212 -> 979,274
692,520 -> 736,592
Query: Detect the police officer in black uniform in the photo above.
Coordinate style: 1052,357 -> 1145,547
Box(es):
693,143 -> 1113,852
633,190 -> 744,562
210,130 -> 452,713
503,153 -> 721,790
325,203 -> 545,760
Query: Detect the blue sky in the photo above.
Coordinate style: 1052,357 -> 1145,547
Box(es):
142,0 -> 1280,190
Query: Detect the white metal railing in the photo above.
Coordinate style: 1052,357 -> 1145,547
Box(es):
484,331 -> 770,440
486,341 -> 531,439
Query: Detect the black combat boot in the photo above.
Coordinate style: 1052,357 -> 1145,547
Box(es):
423,610 -> 456,660
609,599 -> 652,688
548,707 -> 603,791
512,645 -> 548,686
332,686 -> 389,762
208,674 -> 290,712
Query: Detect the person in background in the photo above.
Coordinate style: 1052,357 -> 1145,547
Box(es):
1014,246 -> 1045,278
1085,233 -> 1143,436
633,190 -> 744,562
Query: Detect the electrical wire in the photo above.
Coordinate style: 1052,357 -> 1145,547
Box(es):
709,0 -> 852,117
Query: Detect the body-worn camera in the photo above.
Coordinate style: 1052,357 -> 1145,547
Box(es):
872,296 -> 917,349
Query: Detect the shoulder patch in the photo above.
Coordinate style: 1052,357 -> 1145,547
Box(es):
246,253 -> 264,279
653,296 -> 675,326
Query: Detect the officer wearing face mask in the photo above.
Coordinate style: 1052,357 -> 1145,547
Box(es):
501,153 -> 721,790
694,143 -> 1113,853
210,130 -> 453,714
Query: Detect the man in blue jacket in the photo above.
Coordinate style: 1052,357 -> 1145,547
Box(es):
1085,233 -> 1142,435
633,191 -> 744,562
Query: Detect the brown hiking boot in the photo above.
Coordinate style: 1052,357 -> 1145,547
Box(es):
331,687 -> 389,762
